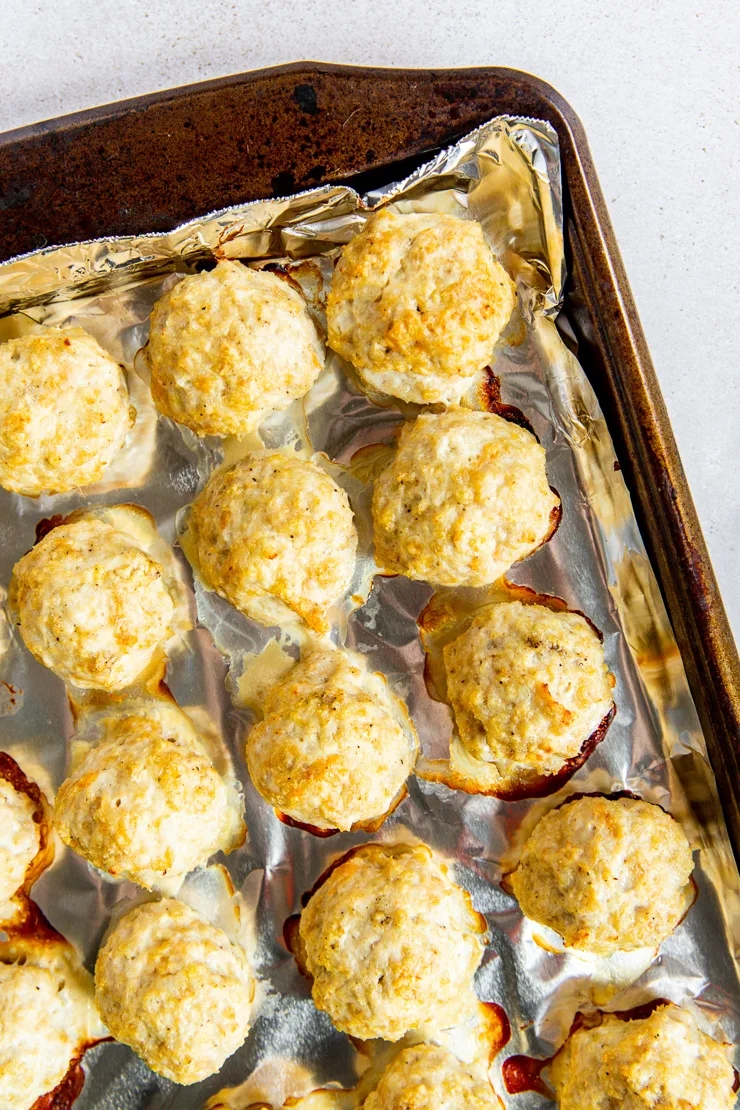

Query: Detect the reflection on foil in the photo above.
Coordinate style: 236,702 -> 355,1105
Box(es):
0,114 -> 737,1110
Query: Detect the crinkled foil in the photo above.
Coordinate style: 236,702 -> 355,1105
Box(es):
0,114 -> 738,1110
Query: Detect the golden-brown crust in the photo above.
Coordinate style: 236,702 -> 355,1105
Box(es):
246,648 -> 417,831
510,796 -> 695,954
13,515 -> 175,691
444,602 -> 615,773
94,899 -> 254,1085
54,703 -> 245,889
299,842 -> 486,1041
0,919 -> 102,1110
550,1004 -> 736,1109
145,261 -> 323,437
372,410 -> 559,587
191,452 -> 357,632
327,210 -> 516,404
0,778 -> 40,907
0,327 -> 133,496
363,1044 -> 500,1110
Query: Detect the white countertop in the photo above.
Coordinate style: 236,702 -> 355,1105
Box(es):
4,0 -> 739,640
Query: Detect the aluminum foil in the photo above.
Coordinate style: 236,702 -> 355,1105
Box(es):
0,114 -> 738,1110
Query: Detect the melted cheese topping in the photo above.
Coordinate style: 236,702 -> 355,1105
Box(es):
145,261 -> 323,437
510,796 -> 695,954
13,515 -> 175,691
0,939 -> 101,1110
191,452 -> 357,633
550,1005 -> 736,1110
327,210 -> 516,404
363,1044 -> 499,1110
0,327 -> 133,496
54,703 -> 245,890
300,843 -> 485,1041
246,648 -> 417,830
444,602 -> 614,773
373,410 -> 559,587
0,778 -> 40,903
95,898 -> 254,1085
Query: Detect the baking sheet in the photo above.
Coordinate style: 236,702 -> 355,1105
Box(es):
0,114 -> 738,1110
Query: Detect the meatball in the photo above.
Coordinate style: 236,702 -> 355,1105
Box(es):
12,514 -> 175,690
0,962 -> 81,1110
299,843 -> 486,1040
364,1044 -> 499,1110
0,777 -> 41,904
95,898 -> 254,1084
373,410 -> 559,586
509,796 -> 695,955
550,1004 -> 736,1110
0,327 -> 133,496
144,261 -> 323,437
246,648 -> 417,831
327,210 -> 516,405
444,602 -> 614,775
54,703 -> 245,890
191,452 -> 357,632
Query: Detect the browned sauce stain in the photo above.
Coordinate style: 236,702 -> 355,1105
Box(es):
213,224 -> 247,257
491,704 -> 616,803
418,593 -> 459,640
479,370 -> 535,436
480,1000 -> 512,1061
422,651 -> 446,704
3,895 -> 65,945
503,999 -> 677,1100
34,514 -> 64,544
681,873 -> 700,924
0,680 -> 20,708
31,1058 -> 85,1110
275,810 -> 339,839
500,872 -> 515,898
502,1054 -> 552,1098
282,912 -> 311,980
347,1034 -> 375,1056
31,1030 -> 114,1110
282,913 -> 301,956
544,494 -> 562,546
300,844 -> 368,909
556,788 -> 657,812
262,260 -> 305,298
0,751 -> 54,895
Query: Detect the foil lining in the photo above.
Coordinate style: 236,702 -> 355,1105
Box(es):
0,113 -> 738,1110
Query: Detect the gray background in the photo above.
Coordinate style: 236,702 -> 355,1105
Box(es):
4,0 -> 739,639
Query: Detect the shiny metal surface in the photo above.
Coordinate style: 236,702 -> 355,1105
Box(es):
0,115 -> 737,1110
